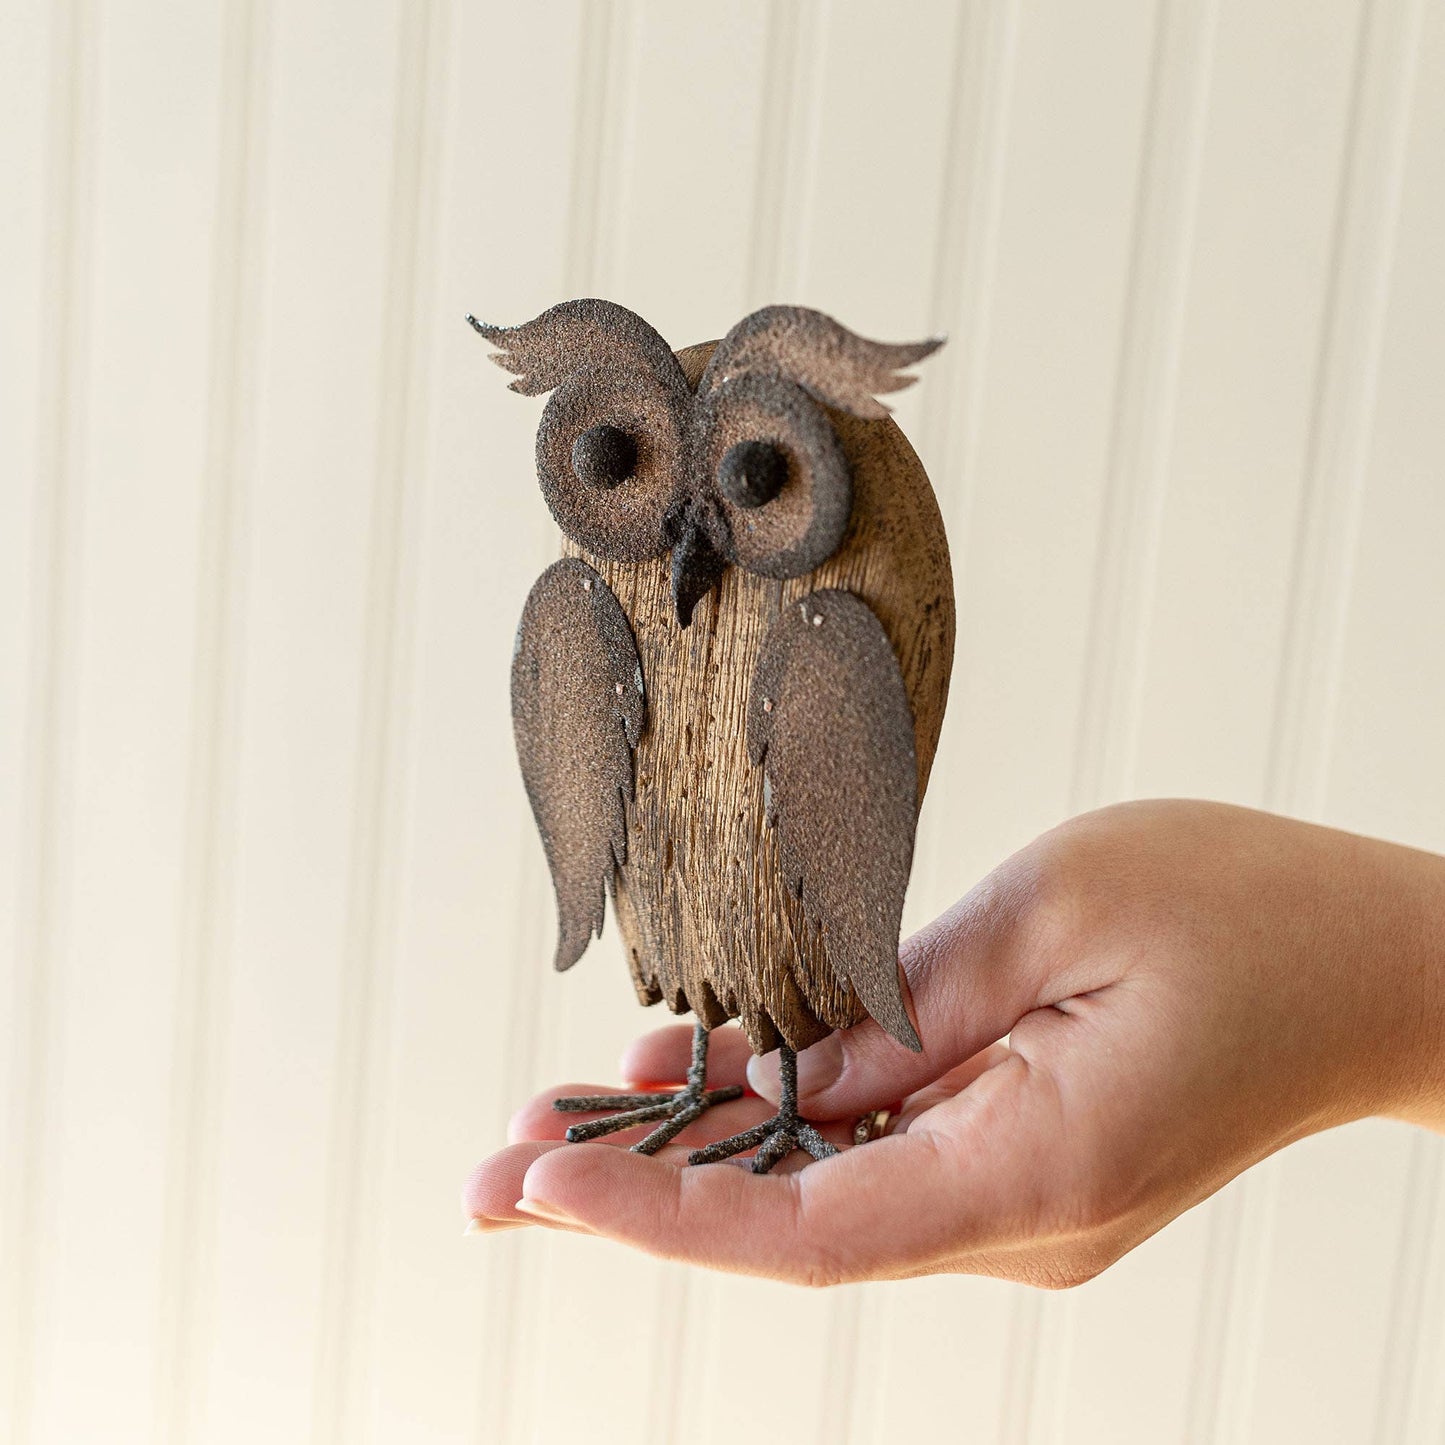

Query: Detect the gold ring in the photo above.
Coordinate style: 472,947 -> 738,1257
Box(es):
852,1108 -> 893,1146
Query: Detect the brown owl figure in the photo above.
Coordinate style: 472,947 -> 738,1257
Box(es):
470,299 -> 954,1173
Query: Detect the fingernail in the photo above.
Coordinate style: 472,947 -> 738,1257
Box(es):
746,1050 -> 781,1102
514,1196 -> 582,1228
747,1033 -> 846,1102
462,1216 -> 528,1237
794,1034 -> 845,1095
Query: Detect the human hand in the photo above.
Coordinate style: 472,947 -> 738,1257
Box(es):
464,800 -> 1445,1286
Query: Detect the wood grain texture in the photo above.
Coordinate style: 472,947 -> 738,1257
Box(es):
566,339 -> 955,1053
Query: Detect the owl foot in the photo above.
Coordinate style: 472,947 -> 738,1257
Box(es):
686,1113 -> 838,1173
686,1044 -> 840,1174
552,1023 -> 743,1156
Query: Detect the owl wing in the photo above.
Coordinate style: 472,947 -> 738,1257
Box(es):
512,558 -> 646,971
748,589 -> 922,1051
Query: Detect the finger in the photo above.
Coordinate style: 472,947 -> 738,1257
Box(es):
513,1057 -> 1064,1284
619,1023 -> 755,1089
463,1138 -> 726,1232
748,867 -> 1079,1118
466,1138 -> 715,1229
462,1141 -> 572,1231
893,1043 -> 1012,1132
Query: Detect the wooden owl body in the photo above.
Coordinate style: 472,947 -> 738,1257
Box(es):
491,304 -> 954,1057
578,341 -> 953,1053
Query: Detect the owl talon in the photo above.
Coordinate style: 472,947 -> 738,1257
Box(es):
553,1091 -> 678,1113
686,1045 -> 840,1173
687,1114 -> 840,1173
552,1024 -> 744,1151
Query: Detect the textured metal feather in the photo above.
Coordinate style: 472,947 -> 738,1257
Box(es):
467,298 -> 687,398
512,557 -> 646,971
747,588 -> 922,1050
698,305 -> 944,420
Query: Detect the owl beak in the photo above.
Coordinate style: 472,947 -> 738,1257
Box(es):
670,522 -> 726,629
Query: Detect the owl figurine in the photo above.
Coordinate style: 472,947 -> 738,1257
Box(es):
471,299 -> 954,1173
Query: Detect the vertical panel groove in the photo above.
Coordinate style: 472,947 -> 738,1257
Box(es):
1262,0 -> 1423,821
686,9 -> 836,1437
743,0 -> 805,305
788,7 -> 870,1423
1406,1144 -> 1445,1440
997,1 -> 1219,1436
914,0 -> 1019,516
586,11 -> 708,1443
1352,4 -> 1438,1427
310,2 -> 445,1439
481,10 -> 624,1441
1,5 -> 93,1441
1004,2 -> 1218,1438
490,0 -> 622,1148
817,1286 -> 863,1445
594,0 -> 644,312
1067,0 -> 1219,816
837,5 -> 1018,1440
152,4 -> 268,1439
562,1 -> 623,303
783,0 -> 830,300
1372,1135 -> 1445,1443
913,0 -> 1019,917
1358,22 -> 1436,1445
1188,0 -> 1426,1438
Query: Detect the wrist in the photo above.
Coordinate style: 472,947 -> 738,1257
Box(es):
1355,834 -> 1445,1130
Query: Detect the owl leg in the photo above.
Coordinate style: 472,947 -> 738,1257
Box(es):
687,1045 -> 840,1174
552,1024 -> 744,1154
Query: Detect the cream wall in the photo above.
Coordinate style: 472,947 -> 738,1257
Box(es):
3,1 -> 1443,1442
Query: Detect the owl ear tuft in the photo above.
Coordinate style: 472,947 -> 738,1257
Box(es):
698,306 -> 945,420
466,299 -> 687,398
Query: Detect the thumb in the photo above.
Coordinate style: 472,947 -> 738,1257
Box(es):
748,869 -> 1063,1118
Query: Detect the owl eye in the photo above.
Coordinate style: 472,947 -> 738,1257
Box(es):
717,440 -> 786,509
535,366 -> 688,562
572,424 -> 637,489
698,373 -> 852,580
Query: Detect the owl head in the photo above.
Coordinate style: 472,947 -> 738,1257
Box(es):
469,300 -> 943,626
